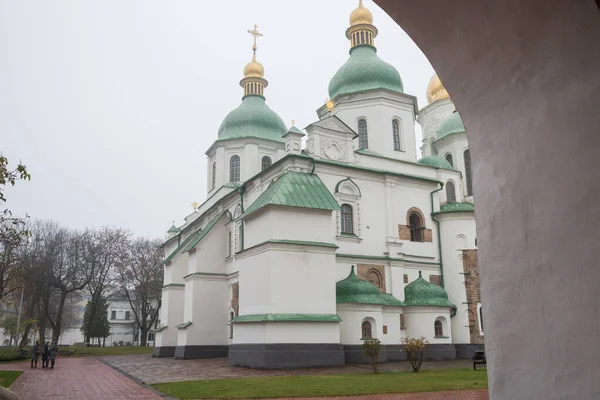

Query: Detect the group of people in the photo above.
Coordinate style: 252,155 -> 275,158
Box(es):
30,341 -> 58,369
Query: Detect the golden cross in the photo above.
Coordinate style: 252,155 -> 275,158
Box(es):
247,24 -> 263,53
291,119 -> 296,126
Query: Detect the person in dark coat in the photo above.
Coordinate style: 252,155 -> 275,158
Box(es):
49,343 -> 58,368
31,341 -> 40,368
42,342 -> 50,368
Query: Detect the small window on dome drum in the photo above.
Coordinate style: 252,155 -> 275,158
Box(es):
446,181 -> 456,203
230,155 -> 240,183
261,156 -> 272,171
464,149 -> 473,196
445,153 -> 453,167
358,119 -> 368,150
393,119 -> 401,151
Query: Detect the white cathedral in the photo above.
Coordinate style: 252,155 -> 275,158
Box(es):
154,1 -> 483,368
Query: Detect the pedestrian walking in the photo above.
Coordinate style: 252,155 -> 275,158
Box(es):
42,342 -> 50,368
49,343 -> 58,369
31,341 -> 40,368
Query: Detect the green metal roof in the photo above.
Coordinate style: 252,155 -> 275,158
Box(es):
217,95 -> 287,142
182,211 -> 226,253
241,171 -> 341,219
436,202 -> 475,214
328,45 -> 403,99
285,125 -> 305,136
436,111 -> 465,141
404,271 -> 455,308
417,155 -> 456,171
164,227 -> 202,264
336,266 -> 404,306
231,313 -> 342,323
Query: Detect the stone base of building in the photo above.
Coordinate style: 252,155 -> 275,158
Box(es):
454,343 -> 484,359
343,343 -> 479,364
152,346 -> 176,358
228,343 -> 345,369
174,345 -> 229,360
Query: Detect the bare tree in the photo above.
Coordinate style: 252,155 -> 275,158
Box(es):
43,227 -> 93,344
117,238 -> 163,346
82,227 -> 130,345
0,242 -> 23,302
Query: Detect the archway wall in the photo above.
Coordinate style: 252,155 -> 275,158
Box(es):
375,1 -> 600,399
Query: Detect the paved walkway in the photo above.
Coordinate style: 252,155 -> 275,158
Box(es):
100,354 -> 478,384
0,356 -> 488,400
0,358 -> 162,400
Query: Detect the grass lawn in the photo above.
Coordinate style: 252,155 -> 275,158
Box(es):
0,371 -> 23,388
68,346 -> 154,357
153,368 -> 488,399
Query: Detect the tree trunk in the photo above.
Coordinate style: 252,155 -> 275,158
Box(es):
102,337 -> 105,347
140,327 -> 148,347
48,291 -> 67,344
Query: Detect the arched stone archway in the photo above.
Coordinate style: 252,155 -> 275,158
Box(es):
374,1 -> 600,398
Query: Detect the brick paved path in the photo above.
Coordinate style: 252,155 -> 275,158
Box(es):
0,357 -> 162,400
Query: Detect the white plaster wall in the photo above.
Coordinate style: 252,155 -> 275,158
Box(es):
237,245 -> 337,315
382,308 -> 404,344
418,98 -> 455,156
156,286 -> 184,347
337,305 -> 383,345
233,322 -> 340,344
438,214 -> 477,344
333,92 -> 418,161
244,208 -> 335,248
403,306 -> 452,343
179,277 -> 229,346
188,216 -> 228,275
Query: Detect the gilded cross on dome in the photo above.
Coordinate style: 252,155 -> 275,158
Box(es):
247,24 -> 263,53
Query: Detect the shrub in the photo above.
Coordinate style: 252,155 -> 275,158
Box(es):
402,336 -> 429,372
112,342 -> 118,347
118,341 -> 124,347
361,339 -> 382,373
0,347 -> 28,362
125,341 -> 132,347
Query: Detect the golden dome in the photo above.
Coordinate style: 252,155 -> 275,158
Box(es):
350,0 -> 373,26
244,54 -> 264,78
426,74 -> 450,104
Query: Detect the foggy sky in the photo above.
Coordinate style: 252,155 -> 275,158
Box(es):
1,0 -> 436,239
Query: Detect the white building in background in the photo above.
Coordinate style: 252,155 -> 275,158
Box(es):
154,1 -> 483,368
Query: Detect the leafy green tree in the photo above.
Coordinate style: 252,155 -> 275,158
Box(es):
80,298 -> 110,345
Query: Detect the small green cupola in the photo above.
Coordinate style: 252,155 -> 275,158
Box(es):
328,1 -> 403,100
167,222 -> 179,235
217,25 -> 287,143
336,266 -> 404,306
404,271 -> 455,308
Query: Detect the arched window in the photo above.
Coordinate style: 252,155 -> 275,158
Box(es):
261,156 -> 272,171
392,119 -> 402,151
227,231 -> 232,258
446,181 -> 457,203
341,204 -> 354,234
229,155 -> 240,182
464,149 -> 473,196
211,161 -> 216,189
358,119 -> 368,150
409,212 -> 424,242
229,311 -> 235,339
367,269 -> 383,290
434,320 -> 443,337
445,153 -> 453,167
361,321 -> 372,339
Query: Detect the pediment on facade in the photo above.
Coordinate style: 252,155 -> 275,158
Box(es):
307,115 -> 357,138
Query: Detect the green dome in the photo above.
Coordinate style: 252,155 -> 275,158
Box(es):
418,155 -> 455,170
218,96 -> 286,142
336,266 -> 403,306
436,111 -> 465,141
404,271 -> 454,308
328,46 -> 403,99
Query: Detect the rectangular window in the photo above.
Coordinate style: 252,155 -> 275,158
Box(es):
400,314 -> 406,330
111,311 -> 116,320
382,325 -> 388,334
227,230 -> 232,258
147,333 -> 154,342
125,311 -> 130,320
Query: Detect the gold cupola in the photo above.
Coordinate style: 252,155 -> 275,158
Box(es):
240,24 -> 268,98
346,0 -> 378,49
426,74 -> 450,104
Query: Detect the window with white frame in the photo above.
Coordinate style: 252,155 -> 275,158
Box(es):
335,178 -> 362,238
392,119 -> 404,151
358,118 -> 368,150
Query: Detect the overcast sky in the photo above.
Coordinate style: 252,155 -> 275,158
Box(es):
1,0 -> 436,239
